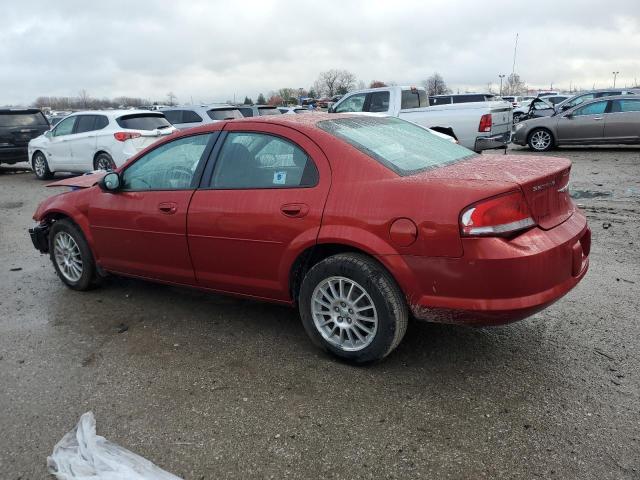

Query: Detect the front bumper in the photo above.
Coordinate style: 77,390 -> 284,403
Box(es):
28,223 -> 49,253
474,131 -> 510,152
392,211 -> 590,326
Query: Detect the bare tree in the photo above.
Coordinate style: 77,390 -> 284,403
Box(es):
369,80 -> 387,88
422,73 -> 451,96
314,69 -> 357,97
166,92 -> 177,106
78,89 -> 90,109
504,74 -> 527,95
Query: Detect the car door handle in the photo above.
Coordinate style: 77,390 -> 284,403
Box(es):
158,202 -> 178,214
593,117 -> 604,121
280,203 -> 309,218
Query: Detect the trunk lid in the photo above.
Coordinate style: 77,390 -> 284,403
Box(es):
427,154 -> 574,230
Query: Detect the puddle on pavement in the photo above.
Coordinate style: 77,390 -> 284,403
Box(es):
570,190 -> 613,199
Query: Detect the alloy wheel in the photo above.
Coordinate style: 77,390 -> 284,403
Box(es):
530,130 -> 551,150
34,154 -> 46,177
96,157 -> 113,171
311,276 -> 378,352
53,231 -> 83,282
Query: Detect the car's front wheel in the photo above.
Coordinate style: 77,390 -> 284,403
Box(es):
94,152 -> 116,171
49,219 -> 98,291
33,151 -> 53,180
298,253 -> 408,363
527,128 -> 554,152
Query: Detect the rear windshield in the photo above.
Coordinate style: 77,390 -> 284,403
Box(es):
317,116 -> 475,176
401,89 -> 429,109
0,111 -> 48,127
258,107 -> 282,116
116,113 -> 171,130
207,108 -> 243,120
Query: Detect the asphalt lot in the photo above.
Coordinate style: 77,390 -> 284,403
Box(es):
1,145 -> 639,479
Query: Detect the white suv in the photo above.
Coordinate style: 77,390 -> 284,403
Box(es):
28,110 -> 176,179
160,104 -> 243,130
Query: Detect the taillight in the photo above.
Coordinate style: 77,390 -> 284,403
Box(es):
113,132 -> 141,142
478,113 -> 492,132
460,191 -> 535,236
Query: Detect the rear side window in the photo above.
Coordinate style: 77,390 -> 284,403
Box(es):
162,110 -> 183,124
318,116 -> 475,176
258,107 -> 282,116
0,111 -> 48,127
75,115 -> 97,134
207,109 -> 243,120
428,96 -> 451,106
210,132 -> 318,189
95,115 -> 109,129
619,100 -> 640,112
367,91 -> 390,113
238,107 -> 253,117
116,114 -> 171,130
401,90 -> 429,109
182,110 -> 203,123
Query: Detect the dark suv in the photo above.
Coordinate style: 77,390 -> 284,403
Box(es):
0,108 -> 50,165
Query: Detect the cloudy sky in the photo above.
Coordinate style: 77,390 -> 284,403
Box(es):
2,0 -> 639,105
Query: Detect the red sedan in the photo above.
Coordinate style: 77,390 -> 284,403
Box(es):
29,114 -> 590,363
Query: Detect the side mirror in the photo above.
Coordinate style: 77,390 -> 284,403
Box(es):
44,130 -> 52,138
100,172 -> 121,192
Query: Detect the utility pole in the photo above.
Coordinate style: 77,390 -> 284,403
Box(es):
511,33 -> 519,76
612,71 -> 619,88
499,74 -> 505,96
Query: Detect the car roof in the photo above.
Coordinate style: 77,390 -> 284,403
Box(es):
64,109 -> 165,118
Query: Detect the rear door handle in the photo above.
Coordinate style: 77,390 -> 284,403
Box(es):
280,203 -> 309,218
158,202 -> 178,214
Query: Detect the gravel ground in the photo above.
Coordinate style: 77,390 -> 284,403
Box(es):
1,146 -> 639,479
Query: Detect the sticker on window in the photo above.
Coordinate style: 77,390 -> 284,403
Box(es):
273,171 -> 286,185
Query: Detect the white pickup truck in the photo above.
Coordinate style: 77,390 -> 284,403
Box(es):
329,86 -> 512,152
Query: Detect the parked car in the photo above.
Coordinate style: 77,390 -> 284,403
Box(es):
555,89 -> 639,112
512,96 -> 569,123
330,86 -> 512,152
236,105 -> 283,117
502,96 -> 526,108
29,114 -> 589,363
27,110 -> 176,179
512,95 -> 640,151
0,108 -> 50,165
278,106 -> 311,114
429,93 -> 498,106
160,105 -> 243,129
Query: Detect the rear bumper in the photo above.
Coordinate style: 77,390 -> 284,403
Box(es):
0,146 -> 28,163
28,223 -> 49,253
474,131 -> 510,152
394,211 -> 590,326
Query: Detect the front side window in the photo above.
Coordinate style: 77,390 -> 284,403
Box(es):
318,116 -> 476,176
53,116 -> 76,136
334,93 -> 366,113
573,101 -> 608,116
211,132 -> 318,189
367,91 -> 390,113
122,134 -> 211,191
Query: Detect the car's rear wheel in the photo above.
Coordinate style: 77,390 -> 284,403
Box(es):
33,151 -> 53,180
298,253 -> 408,363
527,128 -> 554,152
94,152 -> 115,171
49,219 -> 98,291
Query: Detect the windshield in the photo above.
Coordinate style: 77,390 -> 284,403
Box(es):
258,107 -> 282,116
0,111 -> 48,127
116,114 -> 172,130
317,116 -> 476,176
207,108 -> 243,120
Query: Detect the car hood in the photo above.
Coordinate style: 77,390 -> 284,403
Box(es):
46,171 -> 106,189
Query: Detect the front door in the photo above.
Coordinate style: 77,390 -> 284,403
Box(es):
47,116 -> 76,170
187,123 -> 331,301
88,132 -> 215,284
556,100 -> 608,143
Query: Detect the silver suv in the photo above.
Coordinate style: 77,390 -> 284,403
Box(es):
556,89 -> 639,112
160,104 -> 243,130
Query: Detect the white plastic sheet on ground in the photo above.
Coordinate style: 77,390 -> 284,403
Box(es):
47,411 -> 183,480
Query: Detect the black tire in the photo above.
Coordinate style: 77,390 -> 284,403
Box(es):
527,128 -> 554,152
94,152 -> 116,171
513,112 -> 524,124
32,151 -> 53,180
298,253 -> 408,363
49,219 -> 98,291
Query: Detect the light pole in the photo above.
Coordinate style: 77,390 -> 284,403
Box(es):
612,71 -> 619,88
498,74 -> 505,96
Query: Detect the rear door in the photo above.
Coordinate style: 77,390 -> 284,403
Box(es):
88,133 -> 215,283
556,100 -> 608,143
603,99 -> 640,142
68,115 -> 99,171
187,123 -> 331,301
